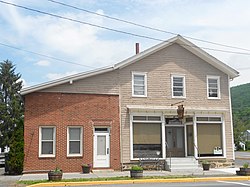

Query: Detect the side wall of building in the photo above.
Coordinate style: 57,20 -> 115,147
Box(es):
24,92 -> 120,173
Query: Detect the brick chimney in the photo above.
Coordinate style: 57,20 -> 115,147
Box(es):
135,43 -> 139,54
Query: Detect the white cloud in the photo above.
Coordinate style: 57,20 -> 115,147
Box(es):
46,71 -> 79,81
35,60 -> 50,66
19,78 -> 28,88
1,0 -> 250,87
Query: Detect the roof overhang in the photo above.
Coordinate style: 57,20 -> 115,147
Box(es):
127,105 -> 228,115
21,66 -> 114,95
21,35 -> 239,95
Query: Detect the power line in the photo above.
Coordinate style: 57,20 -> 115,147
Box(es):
0,42 -> 95,68
0,1 -> 162,42
1,41 -> 249,71
1,1 -> 250,57
48,0 -> 250,53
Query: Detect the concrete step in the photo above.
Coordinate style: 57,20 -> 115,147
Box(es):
165,157 -> 201,171
92,169 -> 115,173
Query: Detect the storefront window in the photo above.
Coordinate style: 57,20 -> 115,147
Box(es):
197,117 -> 223,157
132,116 -> 162,159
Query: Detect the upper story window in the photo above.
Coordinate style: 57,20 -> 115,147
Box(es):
67,127 -> 83,157
171,75 -> 186,98
39,127 -> 56,157
207,76 -> 220,99
132,72 -> 147,97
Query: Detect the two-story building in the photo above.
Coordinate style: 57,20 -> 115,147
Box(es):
21,35 -> 239,173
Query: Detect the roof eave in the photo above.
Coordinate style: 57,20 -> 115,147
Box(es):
21,66 -> 114,95
176,37 -> 239,79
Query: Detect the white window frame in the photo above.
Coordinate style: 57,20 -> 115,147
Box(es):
171,74 -> 186,98
194,114 -> 226,159
207,75 -> 220,99
132,72 -> 147,97
39,126 -> 56,158
130,113 -> 164,160
67,126 -> 83,157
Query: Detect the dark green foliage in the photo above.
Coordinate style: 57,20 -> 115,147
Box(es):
0,60 -> 23,148
231,83 -> 250,146
7,118 -> 24,174
246,141 -> 250,151
0,60 -> 24,174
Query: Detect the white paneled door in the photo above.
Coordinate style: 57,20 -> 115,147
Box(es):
93,128 -> 110,168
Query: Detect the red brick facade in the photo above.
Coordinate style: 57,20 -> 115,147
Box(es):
23,92 -> 120,173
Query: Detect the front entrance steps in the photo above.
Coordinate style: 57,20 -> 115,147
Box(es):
165,157 -> 202,172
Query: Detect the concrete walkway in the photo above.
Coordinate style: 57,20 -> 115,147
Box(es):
20,168 -> 239,181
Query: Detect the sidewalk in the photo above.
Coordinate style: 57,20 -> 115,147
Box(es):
20,167 -> 239,181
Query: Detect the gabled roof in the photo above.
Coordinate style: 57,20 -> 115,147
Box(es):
21,35 -> 239,95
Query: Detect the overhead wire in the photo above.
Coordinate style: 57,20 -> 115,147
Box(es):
48,0 -> 250,53
0,42 -> 95,68
0,0 -> 250,71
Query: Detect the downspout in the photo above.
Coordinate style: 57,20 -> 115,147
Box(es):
228,75 -> 235,161
118,69 -> 123,170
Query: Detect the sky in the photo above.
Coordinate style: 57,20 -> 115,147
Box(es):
0,0 -> 250,88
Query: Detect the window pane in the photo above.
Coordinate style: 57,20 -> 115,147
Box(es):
196,117 -> 209,121
174,91 -> 183,96
133,123 -> 162,158
69,141 -> 80,154
173,76 -> 184,97
173,87 -> 183,92
134,75 -> 144,81
148,116 -> 161,121
209,79 -> 217,84
134,85 -> 145,91
133,116 -> 147,121
173,77 -> 183,82
197,123 -> 222,156
209,117 -> 221,122
69,128 -> 80,140
97,135 -> 106,156
208,78 -> 218,98
133,74 -> 146,96
209,89 -> 218,97
42,128 -> 53,140
176,128 -> 184,148
42,142 -> 53,154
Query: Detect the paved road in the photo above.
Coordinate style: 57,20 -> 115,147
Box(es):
61,181 -> 250,187
235,151 -> 250,167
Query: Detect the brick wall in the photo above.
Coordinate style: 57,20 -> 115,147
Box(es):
23,92 -> 120,173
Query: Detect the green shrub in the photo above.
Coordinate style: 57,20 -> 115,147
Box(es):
7,119 -> 24,175
131,165 -> 143,171
243,162 -> 249,168
246,141 -> 250,150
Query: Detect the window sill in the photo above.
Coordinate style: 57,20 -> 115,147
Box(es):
67,155 -> 82,158
132,95 -> 147,98
39,155 -> 55,158
207,97 -> 221,100
171,97 -> 186,99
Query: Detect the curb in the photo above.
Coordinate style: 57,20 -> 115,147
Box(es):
27,176 -> 250,187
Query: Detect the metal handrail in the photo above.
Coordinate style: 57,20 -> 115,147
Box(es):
193,142 -> 200,159
165,141 -> 171,170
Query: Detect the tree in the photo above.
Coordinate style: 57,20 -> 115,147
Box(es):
7,117 -> 24,174
0,60 -> 23,149
233,114 -> 247,150
0,60 -> 24,174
